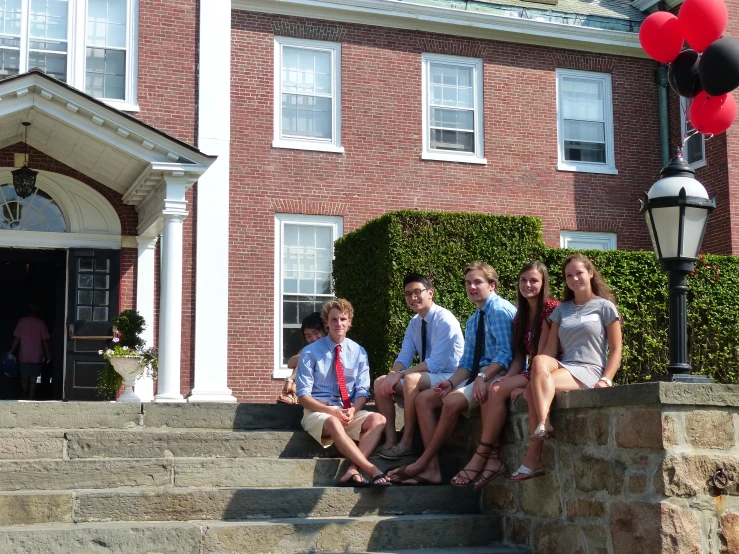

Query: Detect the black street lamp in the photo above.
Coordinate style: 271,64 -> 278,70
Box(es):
640,154 -> 716,382
12,121 -> 37,199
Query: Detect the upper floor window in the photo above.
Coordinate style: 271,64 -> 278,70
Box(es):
273,36 -> 343,154
0,0 -> 138,110
680,97 -> 706,168
556,69 -> 616,175
560,230 -> 616,251
422,53 -> 486,164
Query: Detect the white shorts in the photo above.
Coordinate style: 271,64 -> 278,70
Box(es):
301,408 -> 374,448
394,372 -> 455,408
441,381 -> 479,417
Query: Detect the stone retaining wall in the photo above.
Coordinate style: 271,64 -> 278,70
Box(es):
472,382 -> 739,554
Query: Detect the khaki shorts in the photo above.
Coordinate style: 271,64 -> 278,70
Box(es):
441,381 -> 479,417
301,408 -> 374,448
394,372 -> 455,408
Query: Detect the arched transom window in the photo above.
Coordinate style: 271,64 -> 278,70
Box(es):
0,185 -> 67,232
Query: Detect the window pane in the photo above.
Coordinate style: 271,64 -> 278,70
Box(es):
430,108 -> 474,131
94,290 -> 109,305
430,129 -> 475,152
282,47 -> 331,95
562,78 -> 604,121
78,290 -> 93,305
78,274 -> 93,289
30,0 -> 68,41
85,46 -> 125,99
281,94 -> 332,139
0,0 -> 21,36
0,185 -> 66,231
564,140 -> 606,163
563,120 -> 605,142
29,51 -> 66,81
92,307 -> 108,321
77,306 -> 92,321
685,134 -> 704,164
78,258 -> 94,272
87,0 -> 126,48
430,63 -> 473,109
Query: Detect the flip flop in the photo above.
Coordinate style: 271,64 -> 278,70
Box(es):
371,473 -> 393,487
387,465 -> 437,486
338,472 -> 371,487
508,464 -> 545,481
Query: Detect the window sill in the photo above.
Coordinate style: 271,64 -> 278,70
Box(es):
272,139 -> 345,154
688,159 -> 707,170
421,152 -> 487,165
100,99 -> 140,113
557,162 -> 618,175
273,367 -> 292,379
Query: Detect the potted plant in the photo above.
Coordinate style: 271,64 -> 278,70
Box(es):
97,310 -> 157,401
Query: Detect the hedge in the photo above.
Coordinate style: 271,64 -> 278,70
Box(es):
333,210 -> 739,385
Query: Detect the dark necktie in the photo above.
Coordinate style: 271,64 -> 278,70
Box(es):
421,319 -> 427,363
467,310 -> 485,384
334,344 -> 351,409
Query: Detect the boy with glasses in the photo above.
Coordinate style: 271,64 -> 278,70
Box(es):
373,273 -> 464,460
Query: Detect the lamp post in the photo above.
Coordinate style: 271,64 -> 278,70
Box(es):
640,154 -> 716,382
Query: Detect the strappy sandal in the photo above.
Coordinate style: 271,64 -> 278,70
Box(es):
450,441 -> 495,488
530,423 -> 555,440
473,445 -> 506,490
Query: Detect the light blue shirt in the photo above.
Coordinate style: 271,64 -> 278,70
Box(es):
296,336 -> 371,406
394,303 -> 464,374
458,292 -> 516,373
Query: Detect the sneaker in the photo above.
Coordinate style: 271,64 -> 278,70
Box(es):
377,444 -> 414,459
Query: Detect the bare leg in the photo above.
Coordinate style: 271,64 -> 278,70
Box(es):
416,388 -> 443,449
373,375 -> 400,446
20,377 -> 30,399
389,391 -> 469,483
325,414 -> 388,482
511,385 -> 545,479
397,372 -> 430,450
529,356 -> 582,428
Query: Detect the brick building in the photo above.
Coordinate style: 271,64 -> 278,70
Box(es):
0,0 -> 732,402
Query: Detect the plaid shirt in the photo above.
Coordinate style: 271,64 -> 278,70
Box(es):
296,336 -> 371,406
458,292 -> 516,372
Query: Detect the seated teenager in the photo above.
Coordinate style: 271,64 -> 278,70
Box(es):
512,253 -> 622,480
387,263 -> 515,485
374,273 -> 464,459
278,312 -> 325,404
451,261 -> 558,488
296,299 -> 391,487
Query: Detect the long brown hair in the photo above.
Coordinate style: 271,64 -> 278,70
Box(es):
512,261 -> 551,356
561,253 -> 615,304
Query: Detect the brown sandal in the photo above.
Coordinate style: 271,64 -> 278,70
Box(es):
451,441 -> 495,488
473,445 -> 506,490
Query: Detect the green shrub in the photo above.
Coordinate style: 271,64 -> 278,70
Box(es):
333,211 -> 739,385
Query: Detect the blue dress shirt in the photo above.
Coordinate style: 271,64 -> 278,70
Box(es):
458,292 -> 516,373
394,303 -> 465,374
296,336 -> 371,407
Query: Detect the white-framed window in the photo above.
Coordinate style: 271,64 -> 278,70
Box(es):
680,97 -> 706,169
560,231 -> 617,251
273,36 -> 343,153
0,0 -> 138,110
274,214 -> 343,377
421,53 -> 486,164
556,69 -> 616,175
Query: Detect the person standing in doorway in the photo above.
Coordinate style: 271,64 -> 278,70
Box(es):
9,303 -> 51,400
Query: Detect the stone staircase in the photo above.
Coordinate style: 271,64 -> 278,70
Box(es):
0,402 -> 526,554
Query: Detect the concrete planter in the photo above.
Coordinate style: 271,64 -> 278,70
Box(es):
110,356 -> 146,403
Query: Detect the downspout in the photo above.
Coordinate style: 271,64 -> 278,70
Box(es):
656,65 -> 670,167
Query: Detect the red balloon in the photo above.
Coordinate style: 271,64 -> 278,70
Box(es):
689,91 -> 737,134
679,0 -> 728,52
639,12 -> 684,63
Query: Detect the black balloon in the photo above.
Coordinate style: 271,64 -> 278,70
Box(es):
699,37 -> 739,96
668,49 -> 703,98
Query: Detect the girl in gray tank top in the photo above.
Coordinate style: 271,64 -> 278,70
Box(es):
509,253 -> 622,482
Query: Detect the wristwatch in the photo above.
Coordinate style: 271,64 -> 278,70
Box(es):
477,372 -> 488,382
599,377 -> 613,387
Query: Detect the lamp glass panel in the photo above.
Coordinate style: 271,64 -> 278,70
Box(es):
650,206 -> 680,258
681,207 -> 709,259
644,213 -> 659,258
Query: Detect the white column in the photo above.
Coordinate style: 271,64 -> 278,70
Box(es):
133,235 -> 157,402
189,0 -> 236,402
155,180 -> 188,402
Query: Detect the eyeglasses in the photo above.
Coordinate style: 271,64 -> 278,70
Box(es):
403,288 -> 428,299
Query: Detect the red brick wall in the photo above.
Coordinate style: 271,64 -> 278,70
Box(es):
721,1 -> 739,254
229,13 -> 665,401
120,247 -> 137,311
136,0 -> 199,396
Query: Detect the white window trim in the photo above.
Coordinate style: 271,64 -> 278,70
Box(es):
421,53 -> 486,165
273,36 -> 343,153
556,68 -> 617,175
560,230 -> 617,251
680,97 -> 706,169
273,213 -> 343,378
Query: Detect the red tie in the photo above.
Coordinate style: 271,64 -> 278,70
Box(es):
334,344 -> 351,409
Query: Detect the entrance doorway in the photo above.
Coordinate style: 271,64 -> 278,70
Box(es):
0,248 -> 66,400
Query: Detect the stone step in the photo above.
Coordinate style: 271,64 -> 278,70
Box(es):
65,429 -> 332,459
0,456 -> 460,491
73,485 -> 481,522
0,516 -> 522,554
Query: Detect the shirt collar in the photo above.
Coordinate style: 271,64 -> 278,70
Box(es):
480,292 -> 497,314
421,302 -> 438,322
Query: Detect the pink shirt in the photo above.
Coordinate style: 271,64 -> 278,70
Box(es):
13,316 -> 50,364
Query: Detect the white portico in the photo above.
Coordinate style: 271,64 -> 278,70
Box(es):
0,70 -> 233,402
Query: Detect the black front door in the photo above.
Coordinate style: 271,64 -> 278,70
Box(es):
65,249 -> 120,400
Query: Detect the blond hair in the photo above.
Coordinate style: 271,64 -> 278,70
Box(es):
321,298 -> 355,324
